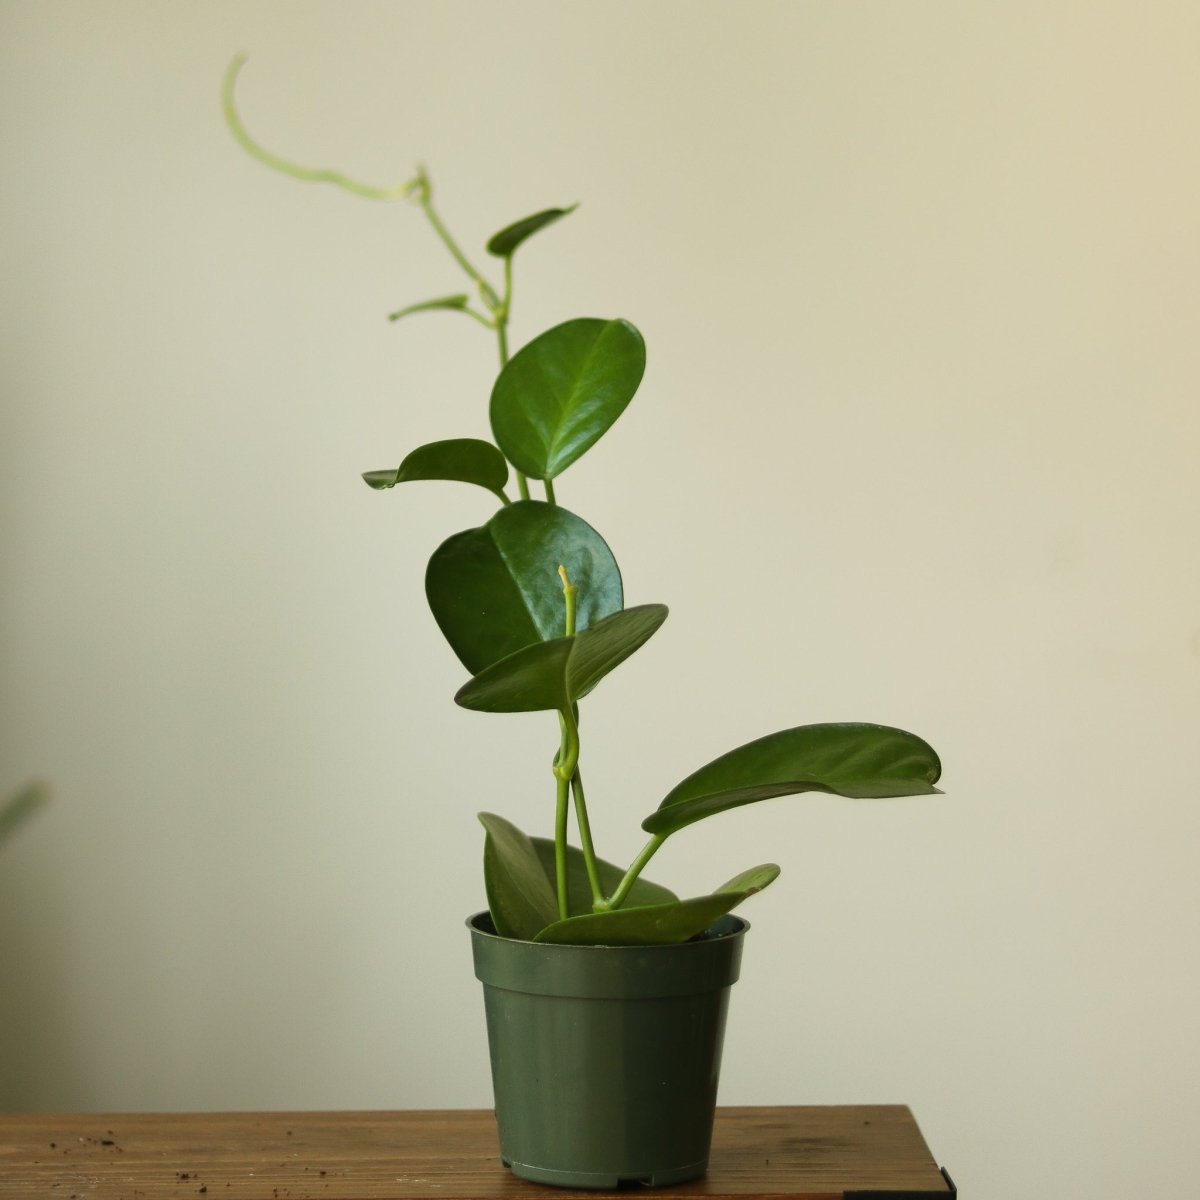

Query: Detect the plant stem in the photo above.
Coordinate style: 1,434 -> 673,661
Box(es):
602,834 -> 667,911
461,308 -> 496,331
558,565 -> 577,637
551,710 -> 578,920
414,170 -> 501,313
492,254 -> 531,501
222,56 -> 419,202
561,710 -> 603,908
224,58 -> 537,512
502,256 -> 513,325
554,772 -> 570,920
551,569 -> 603,910
543,477 -> 557,504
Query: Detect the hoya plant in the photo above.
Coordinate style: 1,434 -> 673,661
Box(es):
224,58 -> 943,946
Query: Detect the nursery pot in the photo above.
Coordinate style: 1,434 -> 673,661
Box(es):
468,911 -> 748,1189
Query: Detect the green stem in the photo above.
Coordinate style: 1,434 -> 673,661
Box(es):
551,569 -> 602,909
558,565 -> 577,636
222,56 -> 419,201
461,308 -> 496,330
415,171 -> 501,312
570,771 -> 604,908
223,58 -> 537,518
543,476 -> 557,504
551,707 -> 578,921
553,772 -> 570,920
558,707 -> 603,908
494,257 -> 530,501
603,835 -> 667,911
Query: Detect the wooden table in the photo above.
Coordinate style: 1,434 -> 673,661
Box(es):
0,1106 -> 955,1199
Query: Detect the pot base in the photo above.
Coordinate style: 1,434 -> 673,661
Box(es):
502,1156 -> 708,1190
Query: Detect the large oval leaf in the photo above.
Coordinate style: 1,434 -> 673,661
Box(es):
643,723 -> 943,837
532,864 -> 779,946
490,318 -> 645,481
486,205 -> 577,258
455,604 -> 667,713
479,812 -> 559,941
363,438 -> 508,498
426,501 -> 622,674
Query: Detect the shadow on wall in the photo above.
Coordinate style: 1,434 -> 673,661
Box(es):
0,784 -> 82,1111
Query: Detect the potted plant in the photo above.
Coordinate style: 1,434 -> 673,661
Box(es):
224,57 -> 944,1189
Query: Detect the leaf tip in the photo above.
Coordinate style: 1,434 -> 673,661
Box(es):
361,469 -> 397,490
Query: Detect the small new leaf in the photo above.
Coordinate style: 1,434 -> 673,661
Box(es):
387,294 -> 471,322
486,206 -> 578,258
0,780 -> 48,845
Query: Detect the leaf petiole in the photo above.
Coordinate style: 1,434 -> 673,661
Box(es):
222,56 -> 419,201
601,834 -> 668,912
553,772 -> 570,920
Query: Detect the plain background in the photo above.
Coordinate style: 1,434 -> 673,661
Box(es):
2,3 -> 1198,1197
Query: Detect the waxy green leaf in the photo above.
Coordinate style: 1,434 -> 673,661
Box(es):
532,863 -> 779,946
455,604 -> 667,713
387,294 -> 471,321
529,837 -> 678,917
486,206 -> 577,258
490,318 -> 646,481
480,816 -> 679,941
643,723 -> 943,837
363,438 -> 508,498
0,780 -> 48,845
426,501 -> 622,674
479,812 -> 559,941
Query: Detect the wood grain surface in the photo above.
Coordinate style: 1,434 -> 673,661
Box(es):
0,1106 -> 952,1199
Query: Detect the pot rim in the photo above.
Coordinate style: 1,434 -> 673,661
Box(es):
467,910 -> 748,998
465,909 -> 749,948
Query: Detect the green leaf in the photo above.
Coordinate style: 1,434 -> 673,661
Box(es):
532,863 -> 779,946
387,294 -> 470,321
479,812 -> 559,941
643,723 -> 943,837
455,604 -> 667,713
490,318 -> 646,480
716,862 -> 781,896
530,837 -> 677,917
362,438 -> 508,497
425,501 -> 622,674
0,780 -> 48,845
486,205 -> 577,258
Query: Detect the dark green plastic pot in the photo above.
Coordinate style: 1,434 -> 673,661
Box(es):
468,911 -> 748,1189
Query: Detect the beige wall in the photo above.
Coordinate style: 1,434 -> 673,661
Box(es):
2,3 -> 1198,1196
